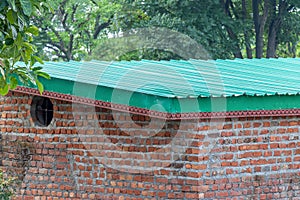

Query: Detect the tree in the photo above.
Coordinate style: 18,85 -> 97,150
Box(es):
120,0 -> 300,59
90,0 -> 232,60
33,0 -> 123,61
90,36 -> 184,61
0,0 -> 50,95
251,0 -> 300,58
29,0 -> 300,61
90,27 -> 203,61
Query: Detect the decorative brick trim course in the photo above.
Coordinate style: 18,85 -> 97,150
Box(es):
13,86 -> 300,120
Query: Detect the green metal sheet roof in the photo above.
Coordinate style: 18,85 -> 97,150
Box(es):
19,58 -> 300,113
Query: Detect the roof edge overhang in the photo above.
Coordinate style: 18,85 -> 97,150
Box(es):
12,86 -> 300,120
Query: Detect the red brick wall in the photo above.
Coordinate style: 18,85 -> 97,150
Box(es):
1,91 -> 300,199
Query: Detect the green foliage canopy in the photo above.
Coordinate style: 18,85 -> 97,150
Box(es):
113,0 -> 300,60
33,0 -> 123,61
27,0 -> 300,61
0,0 -> 50,95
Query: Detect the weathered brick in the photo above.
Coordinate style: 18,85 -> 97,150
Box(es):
1,92 -> 300,200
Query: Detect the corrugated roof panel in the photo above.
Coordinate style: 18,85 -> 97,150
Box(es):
27,58 -> 300,98
215,59 -> 299,96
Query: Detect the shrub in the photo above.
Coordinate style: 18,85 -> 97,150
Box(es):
0,169 -> 16,200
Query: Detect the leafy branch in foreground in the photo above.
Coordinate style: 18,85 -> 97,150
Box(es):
0,0 -> 51,95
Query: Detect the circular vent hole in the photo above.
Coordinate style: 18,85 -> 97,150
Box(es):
30,96 -> 53,127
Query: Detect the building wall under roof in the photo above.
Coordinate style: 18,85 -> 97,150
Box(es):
1,92 -> 300,199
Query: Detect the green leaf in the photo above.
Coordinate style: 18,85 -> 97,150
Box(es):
37,71 -> 50,79
4,38 -> 14,45
18,16 -> 25,31
22,42 -> 34,50
24,48 -> 32,62
0,1 -> 8,12
20,0 -> 32,16
26,25 -> 39,36
9,76 -> 17,89
32,66 -> 43,71
6,9 -> 16,24
11,25 -> 17,40
33,55 -> 44,64
15,33 -> 23,48
36,79 -> 43,94
0,83 -> 9,96
7,0 -> 16,12
3,59 -> 10,69
30,55 -> 36,66
0,32 -> 3,41
12,45 -> 19,61
21,51 -> 28,64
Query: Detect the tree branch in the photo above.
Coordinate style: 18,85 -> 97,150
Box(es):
90,0 -> 98,6
220,0 -> 243,58
260,1 -> 269,28
48,25 -> 67,53
242,0 -> 252,58
45,44 -> 68,60
93,18 -> 112,39
224,0 -> 232,18
46,39 -> 68,59
229,0 -> 239,19
62,13 -> 69,28
71,4 -> 79,23
68,34 -> 74,60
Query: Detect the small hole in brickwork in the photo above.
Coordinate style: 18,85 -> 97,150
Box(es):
30,96 -> 53,127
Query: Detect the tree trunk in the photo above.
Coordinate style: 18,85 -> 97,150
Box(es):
266,20 -> 278,58
252,0 -> 269,58
266,0 -> 276,58
221,0 -> 243,58
225,26 -> 243,58
242,0 -> 252,58
252,0 -> 262,58
67,34 -> 74,61
267,0 -> 286,58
